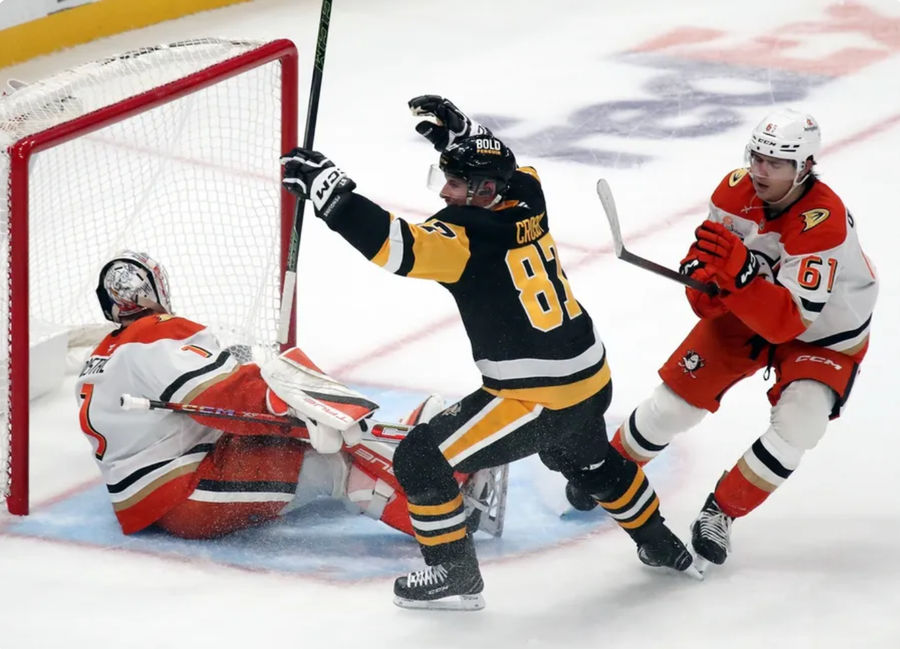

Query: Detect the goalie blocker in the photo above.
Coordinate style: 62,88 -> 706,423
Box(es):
261,346 -> 379,453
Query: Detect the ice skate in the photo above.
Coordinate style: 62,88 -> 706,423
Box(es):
690,492 -> 733,573
564,480 -> 599,512
393,545 -> 485,611
634,518 -> 701,579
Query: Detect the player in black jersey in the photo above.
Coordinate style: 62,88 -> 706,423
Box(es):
281,96 -> 696,609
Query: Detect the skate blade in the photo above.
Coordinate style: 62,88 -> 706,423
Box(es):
681,562 -> 705,581
393,593 -> 485,611
693,556 -> 711,577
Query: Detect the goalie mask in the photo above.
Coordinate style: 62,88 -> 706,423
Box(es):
96,250 -> 172,324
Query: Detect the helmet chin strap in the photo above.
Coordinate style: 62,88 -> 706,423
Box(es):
750,172 -> 805,207
750,158 -> 812,206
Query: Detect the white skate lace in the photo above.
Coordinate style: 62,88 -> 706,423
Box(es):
697,506 -> 732,550
406,564 -> 448,588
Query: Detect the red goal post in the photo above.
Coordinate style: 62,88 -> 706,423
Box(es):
1,38 -> 299,515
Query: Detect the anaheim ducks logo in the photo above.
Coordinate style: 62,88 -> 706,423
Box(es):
801,208 -> 830,231
728,168 -> 749,187
678,350 -> 705,378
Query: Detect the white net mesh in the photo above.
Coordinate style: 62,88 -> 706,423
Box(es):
1,38 -> 293,506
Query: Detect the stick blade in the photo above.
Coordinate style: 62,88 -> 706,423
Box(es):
596,179 -> 625,258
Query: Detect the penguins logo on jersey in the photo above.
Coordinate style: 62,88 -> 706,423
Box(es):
444,402 -> 462,417
801,208 -> 830,232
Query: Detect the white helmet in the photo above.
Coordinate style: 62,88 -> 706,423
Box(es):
746,108 -> 821,186
96,250 -> 172,324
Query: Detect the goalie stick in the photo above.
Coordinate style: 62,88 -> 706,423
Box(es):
277,0 -> 334,344
596,179 -> 719,297
121,393 -> 510,534
119,393 -> 409,442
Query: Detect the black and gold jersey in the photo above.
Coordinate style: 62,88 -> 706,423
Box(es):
325,167 -> 609,410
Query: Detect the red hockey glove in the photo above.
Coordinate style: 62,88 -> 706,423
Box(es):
681,262 -> 728,319
679,247 -> 727,319
693,220 -> 759,293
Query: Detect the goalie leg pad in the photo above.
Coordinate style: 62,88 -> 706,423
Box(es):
261,346 -> 379,430
283,450 -> 350,513
345,463 -> 414,536
402,393 -> 446,426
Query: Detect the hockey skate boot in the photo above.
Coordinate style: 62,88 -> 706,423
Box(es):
633,518 -> 696,573
461,464 -> 509,537
393,541 -> 485,611
565,480 -> 599,512
690,492 -> 733,566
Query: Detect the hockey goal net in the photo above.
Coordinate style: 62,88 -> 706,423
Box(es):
1,38 -> 299,515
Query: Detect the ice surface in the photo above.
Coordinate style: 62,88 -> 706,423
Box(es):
1,1 -> 899,647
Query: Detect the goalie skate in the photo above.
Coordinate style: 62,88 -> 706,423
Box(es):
461,464 -> 509,538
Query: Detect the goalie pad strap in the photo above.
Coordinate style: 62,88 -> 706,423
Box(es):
348,477 -> 395,520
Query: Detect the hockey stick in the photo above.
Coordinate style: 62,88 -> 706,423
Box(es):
119,393 -> 409,443
596,179 -> 719,297
122,394 -> 513,538
277,0 -> 334,344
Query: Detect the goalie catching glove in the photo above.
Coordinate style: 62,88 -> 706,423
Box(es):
280,148 -> 356,222
408,95 -> 491,151
262,347 -> 379,454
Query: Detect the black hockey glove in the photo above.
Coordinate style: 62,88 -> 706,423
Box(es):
280,148 -> 356,222
408,95 -> 490,151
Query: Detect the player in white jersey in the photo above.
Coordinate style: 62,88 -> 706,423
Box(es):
569,109 -> 878,569
75,250 -> 464,539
